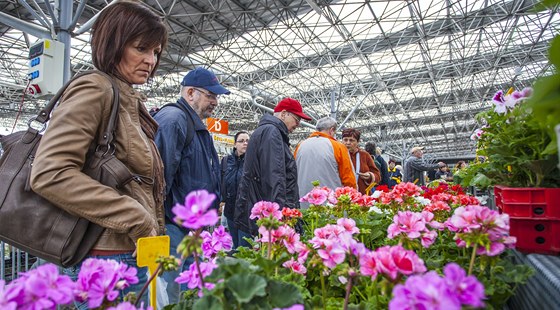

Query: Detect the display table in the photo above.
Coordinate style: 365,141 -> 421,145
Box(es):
507,250 -> 560,309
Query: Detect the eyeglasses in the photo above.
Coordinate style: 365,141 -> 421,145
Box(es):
193,87 -> 220,100
236,139 -> 250,143
287,112 -> 301,125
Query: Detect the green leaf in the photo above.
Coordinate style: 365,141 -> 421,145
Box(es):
549,36 -> 560,67
193,295 -> 223,310
253,255 -> 280,275
267,280 -> 304,308
226,274 -> 267,303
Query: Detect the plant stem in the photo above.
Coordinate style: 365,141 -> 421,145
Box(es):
320,272 -> 327,310
267,228 -> 272,259
468,244 -> 479,275
372,277 -> 378,305
343,275 -> 354,310
135,263 -> 163,307
193,251 -> 205,289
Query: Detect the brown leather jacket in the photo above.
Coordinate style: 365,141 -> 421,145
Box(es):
30,72 -> 165,251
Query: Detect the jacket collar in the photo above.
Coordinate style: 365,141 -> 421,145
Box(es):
309,131 -> 336,141
111,75 -> 147,102
231,148 -> 245,159
259,114 -> 290,145
177,97 -> 207,131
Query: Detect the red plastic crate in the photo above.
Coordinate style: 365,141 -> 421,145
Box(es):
509,218 -> 560,255
494,186 -> 560,219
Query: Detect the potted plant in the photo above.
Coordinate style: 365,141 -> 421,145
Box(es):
459,20 -> 560,255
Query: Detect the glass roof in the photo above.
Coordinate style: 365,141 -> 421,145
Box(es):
0,0 -> 558,159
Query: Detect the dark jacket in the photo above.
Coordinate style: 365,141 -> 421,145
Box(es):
375,154 -> 389,186
153,97 -> 221,229
404,156 -> 439,186
221,149 -> 245,221
388,167 -> 402,188
234,115 -> 300,235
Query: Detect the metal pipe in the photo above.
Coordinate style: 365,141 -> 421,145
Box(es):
74,0 -> 117,35
16,0 -> 51,29
70,0 -> 88,32
44,0 -> 58,27
58,0 -> 72,82
330,89 -> 336,120
338,95 -> 368,129
0,11 -> 51,39
30,0 -> 54,31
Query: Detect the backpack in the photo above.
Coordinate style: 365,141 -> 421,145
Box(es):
151,103 -> 195,146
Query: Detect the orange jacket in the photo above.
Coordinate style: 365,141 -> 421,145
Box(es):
294,131 -> 357,191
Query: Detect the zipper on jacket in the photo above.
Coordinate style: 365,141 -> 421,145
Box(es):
132,175 -> 154,185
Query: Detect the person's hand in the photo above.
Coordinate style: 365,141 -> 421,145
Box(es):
132,228 -> 158,257
358,172 -> 371,181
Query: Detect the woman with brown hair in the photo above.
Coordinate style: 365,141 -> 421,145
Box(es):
30,0 -> 168,306
341,128 -> 381,194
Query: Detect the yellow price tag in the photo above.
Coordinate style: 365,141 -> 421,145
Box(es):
137,235 -> 170,309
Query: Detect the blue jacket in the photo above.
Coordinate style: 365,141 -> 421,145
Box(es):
221,149 -> 245,221
153,97 -> 221,227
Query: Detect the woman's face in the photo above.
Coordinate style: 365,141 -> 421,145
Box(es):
342,136 -> 359,153
235,133 -> 250,156
117,39 -> 161,85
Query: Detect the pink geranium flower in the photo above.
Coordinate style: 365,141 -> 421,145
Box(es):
250,201 -> 283,220
75,258 -> 138,309
172,190 -> 218,230
375,245 -> 426,280
387,211 -> 439,248
389,271 -> 461,310
2,264 -> 74,310
337,218 -> 360,235
300,187 -> 329,205
283,258 -> 307,275
317,240 -> 346,269
176,260 -> 217,291
470,128 -> 484,141
201,226 -> 233,258
446,205 -> 515,256
388,211 -> 426,239
0,280 -> 20,310
443,263 -> 486,307
359,250 -> 378,280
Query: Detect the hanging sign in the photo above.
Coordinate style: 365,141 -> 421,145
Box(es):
207,117 -> 229,135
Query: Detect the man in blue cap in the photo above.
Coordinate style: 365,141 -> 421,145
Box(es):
153,67 -> 230,305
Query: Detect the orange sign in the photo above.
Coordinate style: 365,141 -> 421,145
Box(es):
207,117 -> 228,135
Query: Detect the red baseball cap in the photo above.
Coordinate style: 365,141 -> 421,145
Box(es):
273,97 -> 312,121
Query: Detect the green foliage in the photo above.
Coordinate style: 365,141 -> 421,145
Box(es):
466,1 -> 560,188
526,35 -> 560,147
175,256 -> 304,310
471,96 -> 560,188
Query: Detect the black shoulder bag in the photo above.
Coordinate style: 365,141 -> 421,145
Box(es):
0,70 -> 136,267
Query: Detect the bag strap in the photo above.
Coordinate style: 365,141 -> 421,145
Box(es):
158,103 -> 195,147
32,70 -> 120,149
220,155 -> 228,177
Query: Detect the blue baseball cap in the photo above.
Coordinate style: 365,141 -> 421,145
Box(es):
180,67 -> 231,95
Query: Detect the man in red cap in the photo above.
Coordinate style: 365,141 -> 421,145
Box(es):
234,97 -> 311,245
